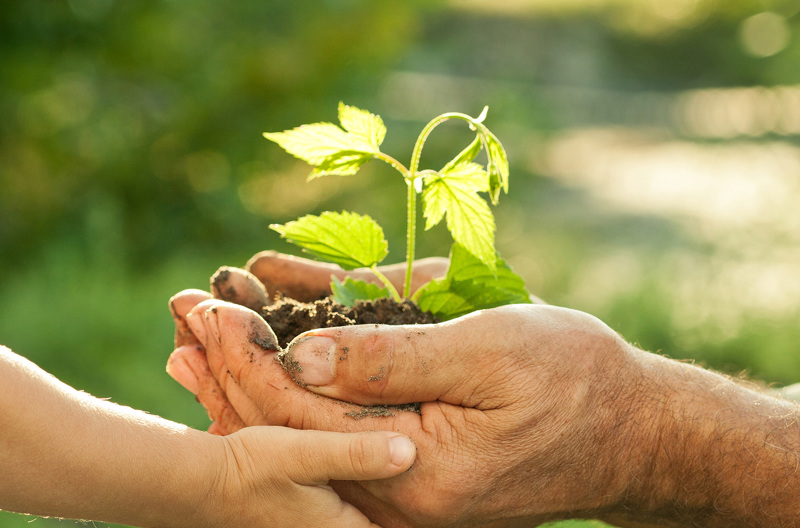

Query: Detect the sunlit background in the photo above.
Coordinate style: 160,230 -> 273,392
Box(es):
2,1 -> 799,526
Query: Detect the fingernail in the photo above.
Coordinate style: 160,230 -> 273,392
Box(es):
185,312 -> 207,344
167,354 -> 201,394
204,306 -> 221,345
288,336 -> 336,386
388,435 -> 415,467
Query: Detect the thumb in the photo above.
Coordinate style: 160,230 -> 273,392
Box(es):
279,429 -> 416,485
281,306 -> 525,407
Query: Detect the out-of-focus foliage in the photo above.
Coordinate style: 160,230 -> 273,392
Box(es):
2,0 -> 800,526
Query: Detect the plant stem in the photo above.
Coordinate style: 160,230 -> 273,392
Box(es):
370,265 -> 402,303
403,111 -> 483,299
404,178 -> 416,299
377,113 -> 482,299
374,152 -> 410,178
374,152 -> 416,299
409,112 -> 480,174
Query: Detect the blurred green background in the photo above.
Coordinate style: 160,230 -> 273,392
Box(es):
2,0 -> 800,526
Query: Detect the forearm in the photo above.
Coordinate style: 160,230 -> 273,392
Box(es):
607,347 -> 800,528
0,346 -> 220,527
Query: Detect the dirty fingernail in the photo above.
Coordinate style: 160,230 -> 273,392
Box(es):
388,434 -> 416,467
185,312 -> 207,344
288,336 -> 336,386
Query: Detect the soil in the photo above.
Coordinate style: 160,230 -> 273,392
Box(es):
258,294 -> 436,420
260,295 -> 437,349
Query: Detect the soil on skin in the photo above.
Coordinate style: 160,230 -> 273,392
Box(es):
260,295 -> 437,349
259,295 -> 436,420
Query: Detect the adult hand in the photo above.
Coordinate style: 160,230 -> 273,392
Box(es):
170,296 -> 800,527
167,251 -> 449,434
243,250 -> 449,303
168,295 -> 649,526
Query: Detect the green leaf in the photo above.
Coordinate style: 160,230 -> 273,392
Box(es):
338,102 -> 386,150
263,123 -> 374,165
446,243 -> 528,294
270,211 -> 388,270
441,136 -> 482,174
263,103 -> 385,179
415,243 -> 531,321
310,150 -> 374,178
482,129 -> 509,205
411,278 -> 472,320
330,277 -> 389,307
422,162 -> 495,271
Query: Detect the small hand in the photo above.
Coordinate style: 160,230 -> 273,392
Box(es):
0,346 -> 415,528
205,425 -> 416,528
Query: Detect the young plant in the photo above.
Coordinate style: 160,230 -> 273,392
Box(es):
264,103 -> 531,320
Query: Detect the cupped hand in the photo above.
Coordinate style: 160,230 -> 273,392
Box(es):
167,251 -> 448,435
172,296 -> 651,527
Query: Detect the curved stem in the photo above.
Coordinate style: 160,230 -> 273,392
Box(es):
374,152 -> 411,179
409,112 -> 482,174
376,112 -> 484,300
404,112 -> 482,298
370,265 -> 402,303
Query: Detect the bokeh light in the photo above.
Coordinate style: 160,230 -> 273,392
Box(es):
739,11 -> 791,58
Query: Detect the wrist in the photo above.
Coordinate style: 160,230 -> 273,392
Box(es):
92,422 -> 225,528
154,429 -> 226,528
603,349 -> 800,527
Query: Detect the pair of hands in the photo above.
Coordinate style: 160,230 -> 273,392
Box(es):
167,251 -> 650,527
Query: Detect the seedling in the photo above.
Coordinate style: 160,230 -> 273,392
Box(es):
264,103 -> 531,320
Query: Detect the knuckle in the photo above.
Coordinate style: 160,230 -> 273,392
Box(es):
360,330 -> 395,361
347,434 -> 377,475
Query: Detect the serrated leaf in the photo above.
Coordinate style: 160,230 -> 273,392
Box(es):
446,243 -> 528,294
412,278 -> 472,320
309,150 -> 373,179
263,124 -> 374,165
331,277 -> 389,307
482,129 -> 509,205
338,102 -> 386,150
422,163 -> 495,271
264,104 -> 385,178
441,136 -> 482,174
270,211 -> 388,270
415,243 -> 531,321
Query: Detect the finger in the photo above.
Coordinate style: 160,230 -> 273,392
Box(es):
256,428 -> 416,484
189,300 -> 424,434
210,266 -> 270,312
282,305 -> 533,407
246,250 -> 341,302
169,289 -> 213,347
166,344 -> 246,433
246,251 -> 449,301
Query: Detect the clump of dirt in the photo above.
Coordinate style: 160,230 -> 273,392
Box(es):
259,294 -> 436,421
260,295 -> 437,349
344,403 -> 421,420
